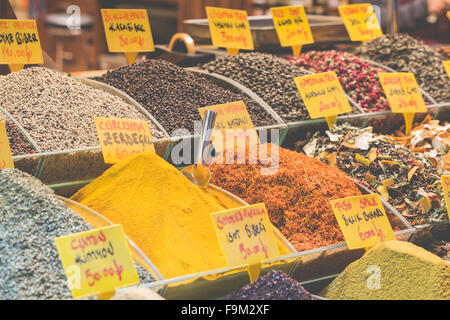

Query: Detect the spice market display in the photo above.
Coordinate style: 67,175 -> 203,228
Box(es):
0,0 -> 449,302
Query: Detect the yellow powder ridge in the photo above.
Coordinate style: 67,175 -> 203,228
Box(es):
322,240 -> 450,300
71,152 -> 228,279
71,152 -> 290,279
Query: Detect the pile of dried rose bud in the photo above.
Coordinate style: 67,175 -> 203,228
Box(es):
287,50 -> 390,113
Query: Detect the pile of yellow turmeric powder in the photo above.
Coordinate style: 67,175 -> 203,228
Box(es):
71,152 -> 289,279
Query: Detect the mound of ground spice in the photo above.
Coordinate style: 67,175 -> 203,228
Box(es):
208,144 -> 362,251
322,241 -> 450,300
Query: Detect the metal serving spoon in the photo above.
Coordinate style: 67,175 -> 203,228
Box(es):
181,110 -> 217,188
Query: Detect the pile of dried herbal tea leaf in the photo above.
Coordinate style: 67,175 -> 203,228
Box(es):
384,115 -> 449,172
297,123 -> 449,225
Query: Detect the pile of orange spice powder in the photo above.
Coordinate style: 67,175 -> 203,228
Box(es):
208,144 -> 362,251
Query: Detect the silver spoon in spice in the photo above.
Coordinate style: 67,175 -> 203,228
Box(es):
181,110 -> 217,188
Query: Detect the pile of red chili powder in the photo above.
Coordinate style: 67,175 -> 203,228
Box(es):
287,50 -> 389,113
209,144 -> 362,251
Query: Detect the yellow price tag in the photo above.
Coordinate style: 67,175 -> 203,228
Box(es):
442,176 -> 450,222
0,19 -> 43,72
198,101 -> 259,155
205,7 -> 254,55
211,203 -> 280,282
338,4 -> 383,42
294,71 -> 352,129
270,6 -> 314,57
54,225 -> 140,299
444,61 -> 450,79
378,73 -> 426,135
101,9 -> 155,64
94,117 -> 155,164
0,121 -> 14,169
330,194 -> 396,250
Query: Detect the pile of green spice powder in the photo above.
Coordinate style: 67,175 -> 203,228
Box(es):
298,123 -> 449,225
0,168 -> 153,300
322,241 -> 450,300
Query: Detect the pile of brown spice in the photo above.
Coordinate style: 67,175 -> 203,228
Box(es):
208,144 -> 362,251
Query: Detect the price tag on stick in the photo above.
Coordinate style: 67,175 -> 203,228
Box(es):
270,6 -> 314,57
94,117 -> 155,164
331,194 -> 396,250
0,121 -> 14,169
54,225 -> 140,300
442,176 -> 450,222
294,71 -> 352,129
0,19 -> 43,72
444,61 -> 450,79
338,4 -> 383,42
101,9 -> 155,65
205,7 -> 254,55
378,73 -> 427,135
211,203 -> 280,282
198,101 -> 259,156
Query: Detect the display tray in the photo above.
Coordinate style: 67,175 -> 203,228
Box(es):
183,14 -> 350,49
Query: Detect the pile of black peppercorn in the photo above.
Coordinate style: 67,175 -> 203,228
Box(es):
223,270 -> 316,300
93,59 -> 276,135
202,52 -> 322,122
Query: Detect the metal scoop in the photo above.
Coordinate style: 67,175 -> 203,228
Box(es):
181,110 -> 217,188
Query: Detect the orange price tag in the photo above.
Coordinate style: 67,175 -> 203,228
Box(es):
198,101 -> 258,155
0,121 -> 14,169
101,9 -> 155,64
211,203 -> 280,282
330,194 -> 396,250
54,225 -> 140,299
205,7 -> 254,55
294,71 -> 352,129
0,19 -> 43,72
378,73 -> 426,135
94,117 -> 155,164
270,6 -> 314,57
338,4 -> 383,42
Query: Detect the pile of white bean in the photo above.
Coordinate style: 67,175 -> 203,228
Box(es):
0,67 -> 164,152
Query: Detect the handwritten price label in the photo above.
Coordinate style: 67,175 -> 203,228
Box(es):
54,225 -> 139,299
331,194 -> 396,250
270,6 -> 313,55
442,176 -> 450,222
378,73 -> 426,113
205,7 -> 254,54
211,203 -> 280,268
94,117 -> 155,164
0,121 -> 14,169
338,4 -> 382,42
444,61 -> 450,79
198,101 -> 259,154
101,9 -> 154,53
0,19 -> 43,69
294,71 -> 352,120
